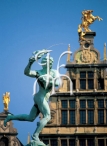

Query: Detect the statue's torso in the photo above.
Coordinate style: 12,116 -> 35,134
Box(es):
33,69 -> 57,103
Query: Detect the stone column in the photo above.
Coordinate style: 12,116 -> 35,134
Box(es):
75,136 -> 79,146
94,97 -> 97,125
76,69 -> 79,90
57,97 -> 61,125
94,68 -> 97,89
76,96 -> 79,125
58,137 -> 61,146
94,137 -> 97,146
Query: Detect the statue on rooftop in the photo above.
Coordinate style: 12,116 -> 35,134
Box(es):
78,10 -> 103,43
78,10 -> 103,32
4,49 -> 61,146
3,92 -> 10,111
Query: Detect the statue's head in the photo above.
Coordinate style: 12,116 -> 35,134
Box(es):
41,56 -> 54,69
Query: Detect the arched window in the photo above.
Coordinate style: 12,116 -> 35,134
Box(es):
0,137 -> 9,146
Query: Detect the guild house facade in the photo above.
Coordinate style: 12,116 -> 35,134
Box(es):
40,31 -> 107,146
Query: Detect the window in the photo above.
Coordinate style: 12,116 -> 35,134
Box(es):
69,100 -> 75,108
98,139 -> 104,146
61,140 -> 67,146
62,100 -> 68,108
79,100 -> 94,125
80,110 -> 86,124
88,110 -> 94,124
87,139 -> 94,146
72,79 -> 76,89
51,140 -> 57,146
69,139 -> 75,146
87,100 -> 94,124
98,100 -> 104,108
98,78 -> 104,89
88,100 -> 94,108
80,71 -> 94,90
61,100 -> 75,125
62,110 -> 67,124
80,100 -> 86,108
80,72 -> 86,78
98,110 -> 104,124
79,139 -> 86,146
80,100 -> 86,124
80,80 -> 86,89
105,101 -> 107,124
0,137 -> 9,146
98,100 -> 104,124
88,79 -> 94,89
88,72 -> 94,78
69,111 -> 75,124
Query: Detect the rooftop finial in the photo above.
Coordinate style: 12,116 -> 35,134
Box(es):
104,43 -> 107,61
27,133 -> 30,144
67,44 -> 70,62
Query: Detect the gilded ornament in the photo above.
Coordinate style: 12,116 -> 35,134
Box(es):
3,92 -> 10,111
78,10 -> 103,32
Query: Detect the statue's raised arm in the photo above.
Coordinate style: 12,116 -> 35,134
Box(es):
24,49 -> 52,78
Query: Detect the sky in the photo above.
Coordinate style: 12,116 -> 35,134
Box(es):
0,0 -> 107,145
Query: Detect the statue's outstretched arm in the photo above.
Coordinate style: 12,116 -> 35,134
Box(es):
24,57 -> 38,78
24,49 -> 52,78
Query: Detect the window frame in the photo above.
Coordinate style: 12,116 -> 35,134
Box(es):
80,71 -> 94,90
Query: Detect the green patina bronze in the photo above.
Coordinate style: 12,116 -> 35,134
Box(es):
4,49 -> 60,146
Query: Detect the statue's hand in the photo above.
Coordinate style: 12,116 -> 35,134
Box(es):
98,16 -> 103,21
29,57 -> 35,63
33,49 -> 52,61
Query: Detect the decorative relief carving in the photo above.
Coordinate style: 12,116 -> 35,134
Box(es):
71,69 -> 76,78
11,137 -> 20,146
75,48 -> 98,64
81,49 -> 92,63
0,124 -> 9,131
48,109 -> 56,124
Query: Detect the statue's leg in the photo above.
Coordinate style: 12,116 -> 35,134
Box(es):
32,99 -> 51,141
4,105 -> 39,127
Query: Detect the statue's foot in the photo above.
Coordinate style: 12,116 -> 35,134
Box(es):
30,140 -> 45,146
31,135 -> 46,145
4,114 -> 13,127
31,135 -> 40,141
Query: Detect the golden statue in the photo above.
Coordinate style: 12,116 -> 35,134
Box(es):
78,10 -> 103,32
3,92 -> 10,111
78,24 -> 86,42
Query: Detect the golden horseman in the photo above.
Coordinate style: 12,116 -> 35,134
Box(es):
78,10 -> 103,32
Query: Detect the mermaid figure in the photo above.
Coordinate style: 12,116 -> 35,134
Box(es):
4,49 -> 60,146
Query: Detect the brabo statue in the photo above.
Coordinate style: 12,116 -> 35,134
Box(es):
4,49 -> 61,146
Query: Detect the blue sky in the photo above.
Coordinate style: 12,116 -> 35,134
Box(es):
0,0 -> 107,144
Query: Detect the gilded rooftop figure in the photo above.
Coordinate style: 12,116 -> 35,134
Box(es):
78,10 -> 103,32
3,92 -> 10,111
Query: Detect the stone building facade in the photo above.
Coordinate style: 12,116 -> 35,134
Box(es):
40,32 -> 107,146
0,111 -> 23,146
